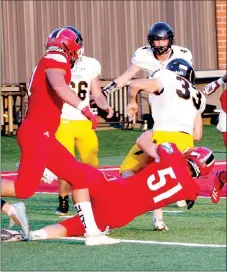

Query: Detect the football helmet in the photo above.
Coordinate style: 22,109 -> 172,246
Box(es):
166,58 -> 196,84
147,22 -> 174,55
46,26 -> 83,64
183,146 -> 215,178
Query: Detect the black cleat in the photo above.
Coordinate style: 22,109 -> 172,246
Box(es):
55,195 -> 69,216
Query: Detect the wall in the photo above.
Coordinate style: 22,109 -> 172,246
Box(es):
215,0 -> 227,70
1,0 -> 218,83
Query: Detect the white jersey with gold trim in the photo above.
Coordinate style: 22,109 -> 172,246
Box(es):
148,69 -> 206,135
131,45 -> 193,77
61,56 -> 101,120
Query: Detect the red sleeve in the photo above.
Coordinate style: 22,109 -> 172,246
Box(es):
43,52 -> 70,72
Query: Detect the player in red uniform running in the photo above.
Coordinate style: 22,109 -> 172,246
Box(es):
204,74 -> 227,204
1,26 -> 119,245
25,143 -> 215,241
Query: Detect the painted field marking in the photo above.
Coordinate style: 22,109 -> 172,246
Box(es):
1,161 -> 226,177
60,237 -> 226,248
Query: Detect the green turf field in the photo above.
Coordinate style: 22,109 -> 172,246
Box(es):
1,125 -> 227,271
1,196 -> 226,271
1,125 -> 227,171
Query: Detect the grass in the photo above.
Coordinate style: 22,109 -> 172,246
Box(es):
1,125 -> 227,271
1,125 -> 227,171
1,195 -> 226,271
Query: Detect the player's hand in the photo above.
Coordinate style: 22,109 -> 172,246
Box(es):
127,102 -> 138,117
105,105 -> 114,119
102,81 -> 119,96
81,106 -> 99,129
203,80 -> 221,95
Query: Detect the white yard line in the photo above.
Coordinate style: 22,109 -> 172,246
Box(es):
60,237 -> 226,248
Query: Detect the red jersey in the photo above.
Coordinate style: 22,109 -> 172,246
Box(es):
25,52 -> 71,134
220,90 -> 227,113
63,143 -> 200,232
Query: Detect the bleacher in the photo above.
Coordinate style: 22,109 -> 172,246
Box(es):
1,70 -> 226,135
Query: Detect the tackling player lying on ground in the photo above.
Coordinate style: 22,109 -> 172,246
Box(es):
203,73 -> 227,204
2,143 -> 215,242
1,26 -> 118,246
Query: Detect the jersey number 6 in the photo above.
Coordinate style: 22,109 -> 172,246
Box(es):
70,80 -> 88,101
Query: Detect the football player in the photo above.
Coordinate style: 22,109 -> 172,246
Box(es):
203,74 -> 227,204
101,22 -> 198,230
122,58 -> 206,230
26,144 -> 215,241
55,32 -> 113,215
102,22 -> 192,95
1,26 -> 119,245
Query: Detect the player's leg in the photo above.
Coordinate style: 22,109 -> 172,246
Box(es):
1,199 -> 29,236
1,129 -> 48,199
120,143 -> 150,176
46,137 -> 120,245
55,119 -> 75,215
75,121 -> 99,167
151,131 -> 194,230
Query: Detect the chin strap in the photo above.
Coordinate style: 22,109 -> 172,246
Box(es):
186,159 -> 201,178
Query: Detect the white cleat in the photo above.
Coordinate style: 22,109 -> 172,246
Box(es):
153,220 -> 169,231
176,200 -> 187,207
1,229 -> 26,242
85,233 -> 121,246
9,202 -> 29,236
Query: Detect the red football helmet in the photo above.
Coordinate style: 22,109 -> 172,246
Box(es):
183,146 -> 215,178
46,26 -> 83,63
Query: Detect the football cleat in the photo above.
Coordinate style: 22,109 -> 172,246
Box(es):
9,202 -> 29,236
56,196 -> 69,215
1,229 -> 26,242
153,218 -> 169,231
211,171 -> 226,204
85,232 -> 120,246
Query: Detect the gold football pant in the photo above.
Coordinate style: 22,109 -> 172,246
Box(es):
120,131 -> 193,173
55,119 -> 99,167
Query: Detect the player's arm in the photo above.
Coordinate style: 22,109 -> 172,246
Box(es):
193,112 -> 203,141
127,78 -> 163,117
136,130 -> 160,162
46,68 -> 98,129
203,73 -> 227,95
102,64 -> 141,95
91,76 -> 114,118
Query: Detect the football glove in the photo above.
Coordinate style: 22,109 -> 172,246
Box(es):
81,106 -> 99,129
203,78 -> 224,95
102,81 -> 119,96
185,200 -> 195,210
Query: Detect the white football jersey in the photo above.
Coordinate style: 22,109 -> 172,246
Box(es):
131,45 -> 193,77
61,56 -> 101,120
148,69 -> 206,135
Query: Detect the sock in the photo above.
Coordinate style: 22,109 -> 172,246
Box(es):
31,229 -> 48,240
74,202 -> 100,236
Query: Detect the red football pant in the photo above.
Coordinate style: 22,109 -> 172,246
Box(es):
15,120 -> 96,198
